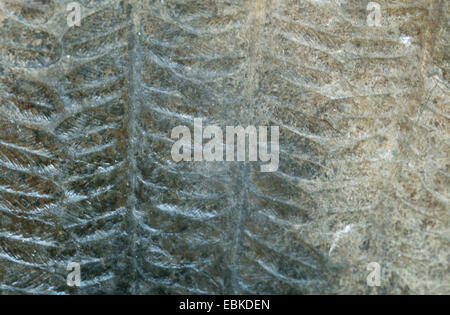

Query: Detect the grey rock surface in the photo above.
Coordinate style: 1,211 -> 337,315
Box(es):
0,0 -> 448,294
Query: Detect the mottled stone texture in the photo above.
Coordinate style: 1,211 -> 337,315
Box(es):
0,0 -> 448,294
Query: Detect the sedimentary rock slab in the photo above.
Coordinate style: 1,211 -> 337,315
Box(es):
0,0 -> 448,294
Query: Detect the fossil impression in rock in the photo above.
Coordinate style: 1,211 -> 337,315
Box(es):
0,0 -> 448,294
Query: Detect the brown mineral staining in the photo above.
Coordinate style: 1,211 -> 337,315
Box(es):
0,0 -> 54,24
